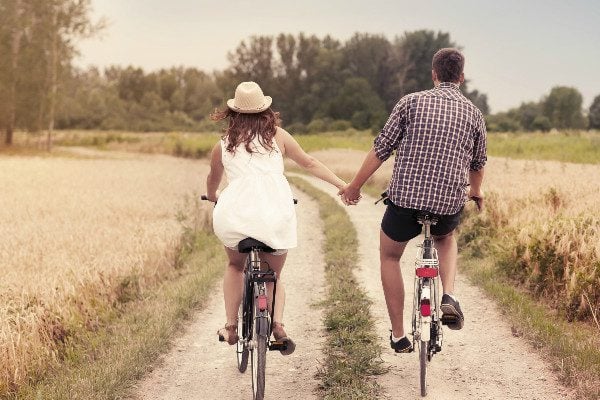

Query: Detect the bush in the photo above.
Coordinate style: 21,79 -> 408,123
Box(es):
307,119 -> 329,133
286,122 -> 309,135
328,120 -> 352,131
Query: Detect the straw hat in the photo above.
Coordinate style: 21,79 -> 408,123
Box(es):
226,81 -> 272,113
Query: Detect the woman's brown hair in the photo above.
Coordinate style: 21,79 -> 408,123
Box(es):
210,107 -> 281,154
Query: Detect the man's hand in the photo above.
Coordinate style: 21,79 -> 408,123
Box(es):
338,184 -> 362,206
469,188 -> 484,211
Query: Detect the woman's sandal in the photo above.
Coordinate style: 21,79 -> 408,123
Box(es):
217,322 -> 239,345
272,322 -> 296,356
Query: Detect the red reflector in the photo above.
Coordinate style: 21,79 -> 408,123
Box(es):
416,267 -> 438,278
258,295 -> 268,311
421,301 -> 431,316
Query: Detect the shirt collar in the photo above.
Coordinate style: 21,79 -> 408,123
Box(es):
435,82 -> 460,90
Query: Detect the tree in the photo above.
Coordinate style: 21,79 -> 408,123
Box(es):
387,30 -> 456,109
326,77 -> 386,129
542,86 -> 586,130
589,94 -> 600,129
0,0 -> 26,145
341,33 -> 393,104
0,0 -> 100,147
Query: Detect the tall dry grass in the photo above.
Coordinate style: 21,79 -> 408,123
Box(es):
458,157 -> 600,323
0,153 -> 209,394
309,149 -> 600,324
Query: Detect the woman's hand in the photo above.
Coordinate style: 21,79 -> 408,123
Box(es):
205,190 -> 220,203
338,183 -> 362,206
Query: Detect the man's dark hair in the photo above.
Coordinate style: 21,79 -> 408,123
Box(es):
432,48 -> 464,83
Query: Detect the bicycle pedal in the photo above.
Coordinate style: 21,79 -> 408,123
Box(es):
441,315 -> 458,325
268,341 -> 287,351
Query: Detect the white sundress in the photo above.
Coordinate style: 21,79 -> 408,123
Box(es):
212,135 -> 297,251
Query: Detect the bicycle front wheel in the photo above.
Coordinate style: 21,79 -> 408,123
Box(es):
251,318 -> 268,400
419,340 -> 428,397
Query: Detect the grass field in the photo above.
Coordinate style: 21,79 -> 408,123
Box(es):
0,152 -> 210,395
2,128 -> 599,398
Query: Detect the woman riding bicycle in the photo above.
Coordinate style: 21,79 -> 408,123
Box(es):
205,81 -> 346,355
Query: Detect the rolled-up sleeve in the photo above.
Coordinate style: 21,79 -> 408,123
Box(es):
470,111 -> 487,171
373,96 -> 408,162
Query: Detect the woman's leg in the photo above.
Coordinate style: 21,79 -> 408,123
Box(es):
260,251 -> 295,355
260,252 -> 287,324
223,247 -> 247,326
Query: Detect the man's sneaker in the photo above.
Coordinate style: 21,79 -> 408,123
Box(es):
390,333 -> 413,353
440,294 -> 464,330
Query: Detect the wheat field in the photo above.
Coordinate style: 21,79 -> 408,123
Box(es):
0,152 -> 209,392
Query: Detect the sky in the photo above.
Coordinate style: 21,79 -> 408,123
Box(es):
77,0 -> 600,114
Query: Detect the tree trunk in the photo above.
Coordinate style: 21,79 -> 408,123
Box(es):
46,6 -> 58,152
5,0 -> 23,146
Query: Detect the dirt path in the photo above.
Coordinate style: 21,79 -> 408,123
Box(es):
128,147 -> 575,399
301,174 -> 574,400
130,188 -> 327,400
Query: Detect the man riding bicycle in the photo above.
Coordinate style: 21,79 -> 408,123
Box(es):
339,48 -> 487,353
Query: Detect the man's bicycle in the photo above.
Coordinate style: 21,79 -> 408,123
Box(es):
202,195 -> 294,400
376,192 -> 445,397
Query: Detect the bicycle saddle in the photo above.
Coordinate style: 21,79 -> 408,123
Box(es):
237,238 -> 276,253
415,211 -> 440,224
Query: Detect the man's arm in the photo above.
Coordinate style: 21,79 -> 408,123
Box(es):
468,167 -> 485,210
339,148 -> 383,202
340,98 -> 407,204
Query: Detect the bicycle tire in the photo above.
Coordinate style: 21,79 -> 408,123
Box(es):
237,275 -> 251,372
251,316 -> 268,400
420,340 -> 428,397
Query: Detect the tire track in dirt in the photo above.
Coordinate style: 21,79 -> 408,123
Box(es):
300,174 -> 574,400
130,188 -> 326,400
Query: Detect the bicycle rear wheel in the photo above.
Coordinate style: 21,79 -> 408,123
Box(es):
419,340 -> 428,397
251,316 -> 268,400
237,274 -> 252,372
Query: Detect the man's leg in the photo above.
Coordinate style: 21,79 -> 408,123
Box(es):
433,230 -> 464,329
432,230 -> 457,295
380,229 -> 409,338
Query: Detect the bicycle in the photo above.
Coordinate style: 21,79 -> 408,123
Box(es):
375,192 -> 446,397
201,195 -> 295,400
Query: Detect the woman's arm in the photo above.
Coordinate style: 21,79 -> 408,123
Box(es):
206,141 -> 224,201
278,128 -> 346,190
339,148 -> 383,202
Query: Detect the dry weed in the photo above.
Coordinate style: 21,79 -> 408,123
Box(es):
0,153 -> 210,393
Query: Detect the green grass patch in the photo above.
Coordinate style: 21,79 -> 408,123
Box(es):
51,130 -> 221,159
13,228 -> 226,399
488,131 -> 600,164
289,176 -> 385,399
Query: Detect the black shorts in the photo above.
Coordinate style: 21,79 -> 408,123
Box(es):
381,203 -> 463,243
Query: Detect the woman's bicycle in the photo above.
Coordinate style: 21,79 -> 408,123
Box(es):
376,192 -> 444,397
201,195 -> 294,400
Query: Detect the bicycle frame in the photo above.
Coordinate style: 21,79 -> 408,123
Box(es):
239,246 -> 279,400
412,215 -> 443,397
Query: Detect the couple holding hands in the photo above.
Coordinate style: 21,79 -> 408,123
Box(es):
205,48 -> 486,355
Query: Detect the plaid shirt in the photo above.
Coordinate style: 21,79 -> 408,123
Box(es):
374,82 -> 487,215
